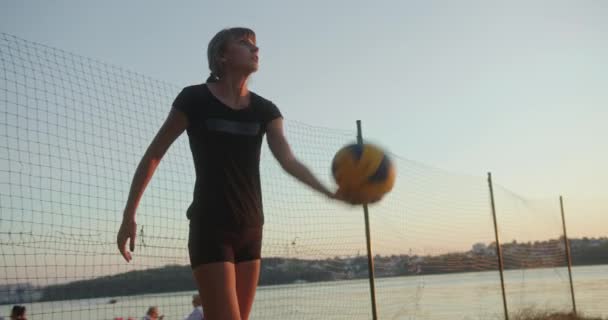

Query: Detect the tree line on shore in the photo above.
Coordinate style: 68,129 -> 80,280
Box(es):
4,237 -> 606,304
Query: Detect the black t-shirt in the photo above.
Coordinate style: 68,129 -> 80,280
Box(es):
172,84 -> 282,230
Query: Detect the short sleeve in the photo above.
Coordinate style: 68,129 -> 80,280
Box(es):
263,101 -> 283,124
171,87 -> 196,122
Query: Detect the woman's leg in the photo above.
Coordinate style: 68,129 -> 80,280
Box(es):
192,262 -> 241,320
235,259 -> 261,320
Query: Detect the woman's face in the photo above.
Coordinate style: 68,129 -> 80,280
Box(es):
222,36 -> 259,75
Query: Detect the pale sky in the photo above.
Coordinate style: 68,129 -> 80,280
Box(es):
1,0 -> 606,284
2,0 -> 606,198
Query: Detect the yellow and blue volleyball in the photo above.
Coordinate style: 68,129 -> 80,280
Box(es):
331,143 -> 396,202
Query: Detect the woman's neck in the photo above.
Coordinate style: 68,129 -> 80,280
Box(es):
216,72 -> 250,106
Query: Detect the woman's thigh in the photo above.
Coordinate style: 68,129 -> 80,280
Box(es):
192,261 -> 241,320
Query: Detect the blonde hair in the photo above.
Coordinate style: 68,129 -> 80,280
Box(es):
207,27 -> 256,82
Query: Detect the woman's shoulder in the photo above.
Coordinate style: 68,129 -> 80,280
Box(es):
181,83 -> 209,96
250,90 -> 282,121
176,83 -> 214,105
249,90 -> 277,109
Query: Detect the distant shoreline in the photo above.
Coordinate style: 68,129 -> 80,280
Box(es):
2,237 -> 606,304
2,264 -> 607,308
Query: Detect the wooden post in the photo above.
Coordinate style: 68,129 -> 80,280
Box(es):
357,120 -> 378,320
488,172 -> 509,320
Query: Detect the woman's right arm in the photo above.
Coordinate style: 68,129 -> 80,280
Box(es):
117,108 -> 188,262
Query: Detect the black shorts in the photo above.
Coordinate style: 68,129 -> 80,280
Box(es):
188,222 -> 263,269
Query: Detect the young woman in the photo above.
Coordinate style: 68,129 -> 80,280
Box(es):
117,27 -> 359,320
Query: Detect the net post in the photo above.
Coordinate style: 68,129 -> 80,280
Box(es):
487,172 -> 509,320
560,195 -> 577,315
356,120 -> 379,320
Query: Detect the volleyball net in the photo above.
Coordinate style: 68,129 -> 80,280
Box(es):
1,33 -> 606,319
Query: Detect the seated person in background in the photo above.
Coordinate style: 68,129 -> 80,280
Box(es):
143,306 -> 163,320
10,306 -> 27,320
184,294 -> 205,320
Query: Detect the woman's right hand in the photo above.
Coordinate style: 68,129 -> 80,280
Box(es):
117,217 -> 137,262
116,108 -> 187,263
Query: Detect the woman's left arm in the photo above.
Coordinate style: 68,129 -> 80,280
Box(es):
266,118 -> 334,198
